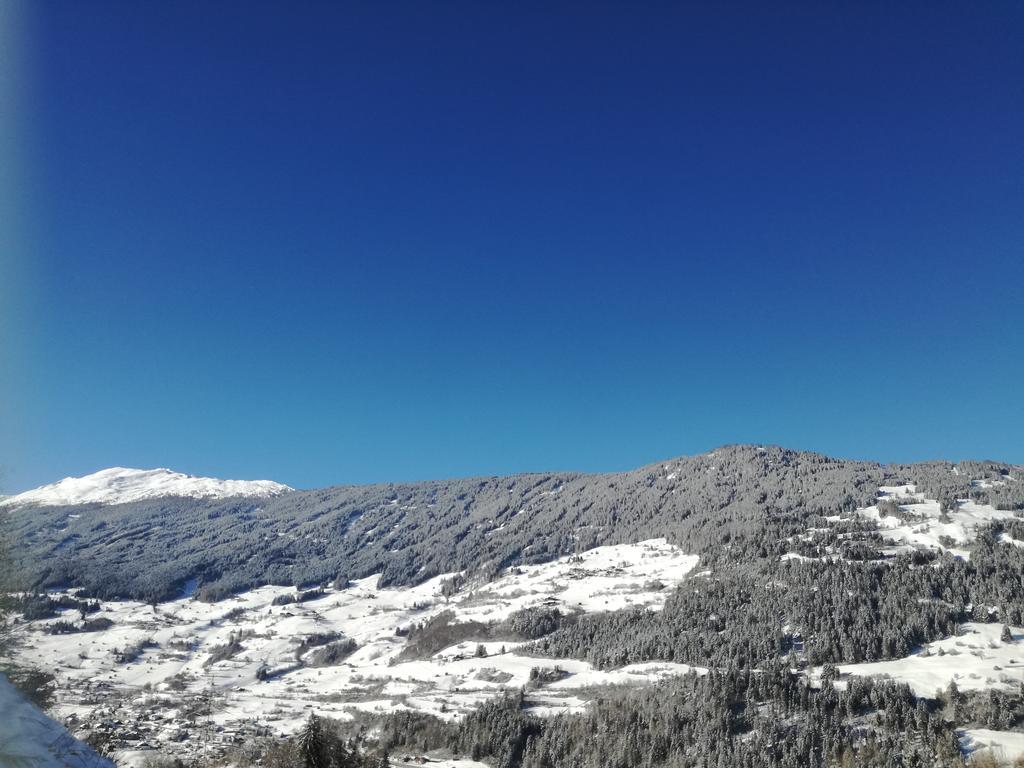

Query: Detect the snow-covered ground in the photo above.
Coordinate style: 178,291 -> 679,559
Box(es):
835,622 -> 1024,696
799,482 -> 1024,755
785,483 -> 1021,562
0,673 -> 114,768
0,467 -> 293,507
391,758 -> 489,768
856,494 -> 1019,560
9,540 -> 699,764
961,728 -> 1024,763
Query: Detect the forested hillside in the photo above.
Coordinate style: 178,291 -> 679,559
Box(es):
5,446 -> 1022,603
5,446 -> 1024,767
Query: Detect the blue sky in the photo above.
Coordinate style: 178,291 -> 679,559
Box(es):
2,2 -> 1023,492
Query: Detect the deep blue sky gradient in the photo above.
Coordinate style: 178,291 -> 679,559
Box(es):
4,2 -> 1023,491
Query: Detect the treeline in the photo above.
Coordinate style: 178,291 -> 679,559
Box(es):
6,445 -> 980,603
377,667 -> 969,768
396,606 -> 572,661
0,592 -> 100,621
531,537 -> 1024,669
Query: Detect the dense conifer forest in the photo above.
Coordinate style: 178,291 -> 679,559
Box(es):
5,446 -> 1022,603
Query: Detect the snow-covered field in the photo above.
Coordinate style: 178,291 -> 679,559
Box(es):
837,622 -> 1024,697
854,488 -> 1019,560
786,482 -> 1022,562
961,728 -> 1024,764
9,540 -> 699,764
799,483 -> 1024,758
0,467 -> 292,507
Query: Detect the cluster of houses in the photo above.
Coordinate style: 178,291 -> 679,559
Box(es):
60,686 -> 273,763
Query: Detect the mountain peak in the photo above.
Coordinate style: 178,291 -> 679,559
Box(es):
1,467 -> 293,507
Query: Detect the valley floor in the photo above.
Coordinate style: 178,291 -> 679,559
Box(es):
11,540 -> 700,765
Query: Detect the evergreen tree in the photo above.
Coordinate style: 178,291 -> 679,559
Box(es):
298,713 -> 327,768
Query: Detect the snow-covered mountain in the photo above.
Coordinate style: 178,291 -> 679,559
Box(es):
0,467 -> 293,507
4,448 -> 1024,767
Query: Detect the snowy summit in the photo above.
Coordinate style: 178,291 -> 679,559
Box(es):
0,467 -> 293,507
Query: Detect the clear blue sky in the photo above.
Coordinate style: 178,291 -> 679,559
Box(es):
2,2 -> 1022,492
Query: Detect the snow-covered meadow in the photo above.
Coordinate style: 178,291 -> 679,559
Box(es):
820,483 -> 1021,560
9,540 -> 699,762
793,482 -> 1024,763
837,622 -> 1024,696
800,484 -> 1024,680
830,622 -> 1024,761
960,728 -> 1024,764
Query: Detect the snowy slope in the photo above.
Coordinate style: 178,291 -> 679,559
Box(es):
961,729 -> 1024,763
834,622 -> 1024,696
0,673 -> 115,768
801,485 -> 1024,697
10,540 -> 700,761
783,483 -> 1021,562
1,467 -> 292,507
847,486 -> 1019,559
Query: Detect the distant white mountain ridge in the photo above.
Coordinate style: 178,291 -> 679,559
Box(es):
0,467 -> 293,507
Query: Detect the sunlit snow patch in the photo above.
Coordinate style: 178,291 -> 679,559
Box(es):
834,622 -> 1024,697
782,484 -> 1021,562
10,539 -> 699,762
1,467 -> 293,507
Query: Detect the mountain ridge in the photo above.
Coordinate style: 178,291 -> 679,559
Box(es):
3,445 -> 1021,604
5,445 -> 1024,767
8,442 -> 1020,509
0,466 -> 293,508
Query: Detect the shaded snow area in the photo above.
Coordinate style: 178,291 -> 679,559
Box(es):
10,540 -> 699,763
389,760 -> 488,768
960,728 -> 1024,763
0,673 -> 114,768
786,483 -> 1021,562
835,622 -> 1024,696
0,467 -> 293,507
